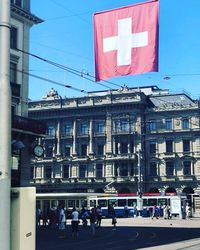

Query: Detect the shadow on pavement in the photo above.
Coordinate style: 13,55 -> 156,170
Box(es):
36,224 -> 200,250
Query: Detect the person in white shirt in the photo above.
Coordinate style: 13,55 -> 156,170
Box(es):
58,205 -> 66,238
71,207 -> 79,238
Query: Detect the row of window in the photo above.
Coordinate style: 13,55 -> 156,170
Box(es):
31,164 -> 104,179
47,119 -> 133,136
149,161 -> 192,176
43,141 -> 133,158
148,117 -> 191,131
149,139 -> 191,154
31,161 -> 192,180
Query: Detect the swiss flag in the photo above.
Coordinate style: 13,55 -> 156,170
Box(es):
94,0 -> 159,81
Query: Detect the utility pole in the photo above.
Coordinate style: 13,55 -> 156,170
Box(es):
137,150 -> 143,215
0,0 -> 11,250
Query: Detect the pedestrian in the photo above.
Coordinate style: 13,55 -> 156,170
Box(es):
71,207 -> 79,238
96,206 -> 102,227
81,209 -> 89,227
124,204 -> 129,217
58,204 -> 66,238
110,205 -> 117,230
167,205 -> 171,219
90,207 -> 97,236
163,205 -> 168,219
49,206 -> 57,229
186,203 -> 191,219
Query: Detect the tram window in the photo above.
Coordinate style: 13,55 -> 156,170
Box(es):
128,199 -> 137,207
43,200 -> 50,211
76,200 -> 79,208
68,200 -> 75,208
81,199 -> 87,207
51,200 -> 59,208
58,200 -> 65,207
90,199 -> 96,207
148,199 -> 157,206
108,199 -> 117,207
118,199 -> 127,207
98,199 -> 107,207
158,198 -> 167,206
143,199 -> 148,206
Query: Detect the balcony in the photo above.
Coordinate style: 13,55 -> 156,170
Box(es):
12,115 -> 46,135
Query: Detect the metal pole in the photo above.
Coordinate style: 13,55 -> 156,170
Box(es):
137,150 -> 143,216
0,0 -> 11,250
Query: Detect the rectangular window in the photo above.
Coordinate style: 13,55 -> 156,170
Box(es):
182,118 -> 189,129
148,120 -> 156,131
10,62 -> 17,83
80,144 -> 87,156
81,123 -> 88,135
166,140 -> 173,153
98,199 -> 107,207
149,141 -> 156,154
149,162 -> 157,176
114,120 -> 120,133
166,161 -> 174,176
183,161 -> 191,175
35,166 -> 42,178
79,165 -> 86,178
121,119 -> 129,132
183,140 -> 190,152
63,165 -> 69,178
96,121 -> 105,134
97,144 -> 104,155
65,145 -> 71,156
10,26 -> 18,49
121,142 -> 128,154
118,199 -> 127,207
47,125 -> 55,136
120,163 -> 128,176
65,123 -> 72,135
96,163 -> 103,178
165,118 -> 172,130
44,166 -> 52,179
11,0 -> 22,7
46,146 -> 53,158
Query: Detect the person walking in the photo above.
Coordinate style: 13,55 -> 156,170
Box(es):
96,206 -> 102,227
110,205 -> 117,230
71,207 -> 79,238
90,207 -> 97,236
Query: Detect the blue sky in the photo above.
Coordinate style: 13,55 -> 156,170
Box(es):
29,0 -> 200,100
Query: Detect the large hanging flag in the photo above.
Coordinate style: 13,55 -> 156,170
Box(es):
94,0 -> 159,81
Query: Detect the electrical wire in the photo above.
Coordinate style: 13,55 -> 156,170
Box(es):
17,48 -> 122,89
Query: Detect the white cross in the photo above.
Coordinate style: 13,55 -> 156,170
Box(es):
103,17 -> 148,66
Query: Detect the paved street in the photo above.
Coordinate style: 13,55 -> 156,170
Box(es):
36,217 -> 200,250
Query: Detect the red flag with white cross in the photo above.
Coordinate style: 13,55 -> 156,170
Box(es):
94,0 -> 159,81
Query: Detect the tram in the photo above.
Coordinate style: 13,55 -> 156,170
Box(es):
36,192 -> 187,218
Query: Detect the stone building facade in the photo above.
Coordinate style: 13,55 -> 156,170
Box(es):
10,0 -> 45,187
28,86 -> 200,196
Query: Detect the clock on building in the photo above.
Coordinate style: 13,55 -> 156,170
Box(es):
33,145 -> 44,157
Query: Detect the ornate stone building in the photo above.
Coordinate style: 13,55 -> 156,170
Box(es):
28,86 -> 200,196
10,0 -> 45,187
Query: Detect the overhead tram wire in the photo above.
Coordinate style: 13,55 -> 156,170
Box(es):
17,48 -> 122,89
19,69 -> 93,96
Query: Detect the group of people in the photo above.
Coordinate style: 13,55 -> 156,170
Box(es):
36,204 -> 117,239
